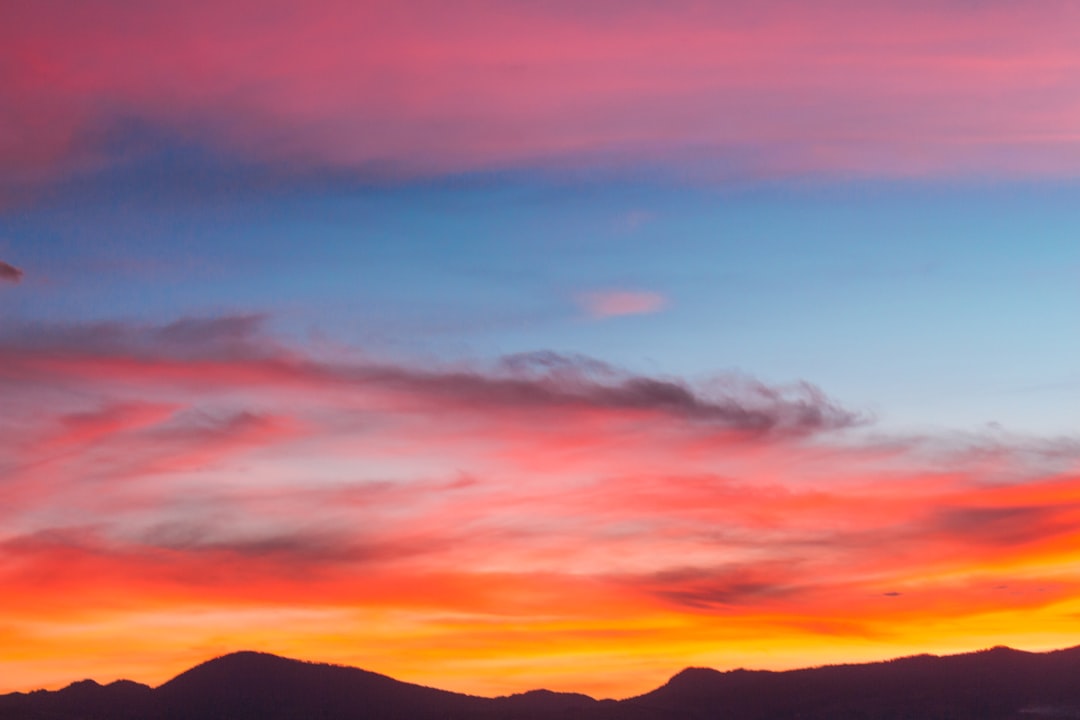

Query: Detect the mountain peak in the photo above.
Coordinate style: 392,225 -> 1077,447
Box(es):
497,687 -> 599,711
197,650 -> 298,667
162,650 -> 334,686
983,645 -> 1022,654
668,666 -> 726,683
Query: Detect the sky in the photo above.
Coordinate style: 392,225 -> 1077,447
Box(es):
2,0 -> 1080,700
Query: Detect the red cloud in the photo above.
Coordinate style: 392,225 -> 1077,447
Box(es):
0,260 -> 23,283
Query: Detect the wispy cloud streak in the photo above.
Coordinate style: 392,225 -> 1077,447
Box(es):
0,320 -> 861,436
3,0 -> 1080,199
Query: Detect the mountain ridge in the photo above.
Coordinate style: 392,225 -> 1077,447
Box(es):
5,645 -> 1080,719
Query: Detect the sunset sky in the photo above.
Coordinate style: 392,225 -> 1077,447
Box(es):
3,0 -> 1080,700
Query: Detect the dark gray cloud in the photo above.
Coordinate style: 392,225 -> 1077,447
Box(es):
930,505 -> 1075,547
351,352 -> 864,436
138,521 -> 360,563
1,521 -> 415,571
639,565 -> 802,609
0,314 -> 269,358
0,260 -> 23,283
154,315 -> 267,352
0,316 -> 864,437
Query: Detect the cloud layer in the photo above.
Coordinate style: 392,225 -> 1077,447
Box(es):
4,0 -> 1080,200
2,315 -> 1080,696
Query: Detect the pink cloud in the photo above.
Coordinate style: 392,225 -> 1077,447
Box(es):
3,0 -> 1080,198
579,290 -> 668,319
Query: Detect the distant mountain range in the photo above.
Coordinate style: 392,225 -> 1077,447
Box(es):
4,645 -> 1080,719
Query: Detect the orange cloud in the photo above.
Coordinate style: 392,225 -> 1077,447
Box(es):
2,317 -> 1080,696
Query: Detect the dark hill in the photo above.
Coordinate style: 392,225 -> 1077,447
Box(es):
155,651 -> 472,719
155,651 -> 599,719
0,677 -> 152,720
5,645 -> 1080,719
624,645 -> 1080,719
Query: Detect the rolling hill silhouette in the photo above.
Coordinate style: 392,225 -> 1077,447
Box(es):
4,645 -> 1080,719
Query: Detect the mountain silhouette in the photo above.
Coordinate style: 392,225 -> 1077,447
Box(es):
621,646 -> 1080,719
4,645 -> 1080,719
